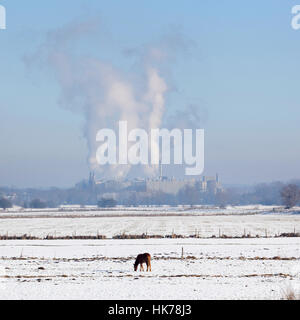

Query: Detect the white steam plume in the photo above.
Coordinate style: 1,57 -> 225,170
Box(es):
24,18 -> 193,179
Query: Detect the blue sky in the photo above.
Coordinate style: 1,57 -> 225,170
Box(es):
0,0 -> 300,187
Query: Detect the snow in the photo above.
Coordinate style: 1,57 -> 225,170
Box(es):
2,205 -> 300,218
0,214 -> 299,238
0,207 -> 299,299
0,238 -> 299,300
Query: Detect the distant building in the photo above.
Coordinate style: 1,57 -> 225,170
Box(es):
86,171 -> 223,202
200,174 -> 223,194
145,174 -> 222,195
146,178 -> 196,195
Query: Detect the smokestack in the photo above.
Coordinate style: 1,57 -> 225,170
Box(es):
89,171 -> 95,188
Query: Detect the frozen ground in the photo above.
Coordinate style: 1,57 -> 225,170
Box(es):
2,205 -> 300,218
0,238 -> 299,300
0,214 -> 299,238
0,208 -> 299,299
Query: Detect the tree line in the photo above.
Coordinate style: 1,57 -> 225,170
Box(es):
0,198 -> 48,210
1,182 -> 300,209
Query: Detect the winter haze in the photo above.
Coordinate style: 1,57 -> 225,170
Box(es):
1,1 -> 300,187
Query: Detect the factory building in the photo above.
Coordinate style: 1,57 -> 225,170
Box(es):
146,178 -> 196,195
145,174 -> 222,195
87,167 -> 223,200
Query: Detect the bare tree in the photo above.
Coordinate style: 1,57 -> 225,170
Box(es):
280,184 -> 300,209
29,199 -> 47,209
0,198 -> 12,210
216,190 -> 230,208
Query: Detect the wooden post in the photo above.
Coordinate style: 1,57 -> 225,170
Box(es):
181,247 -> 184,260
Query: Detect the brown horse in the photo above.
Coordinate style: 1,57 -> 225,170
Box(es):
134,253 -> 151,272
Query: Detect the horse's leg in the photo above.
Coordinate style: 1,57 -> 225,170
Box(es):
140,263 -> 144,272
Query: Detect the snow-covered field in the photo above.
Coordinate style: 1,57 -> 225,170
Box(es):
0,213 -> 299,238
0,207 -> 299,299
0,238 -> 299,300
2,205 -> 300,218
